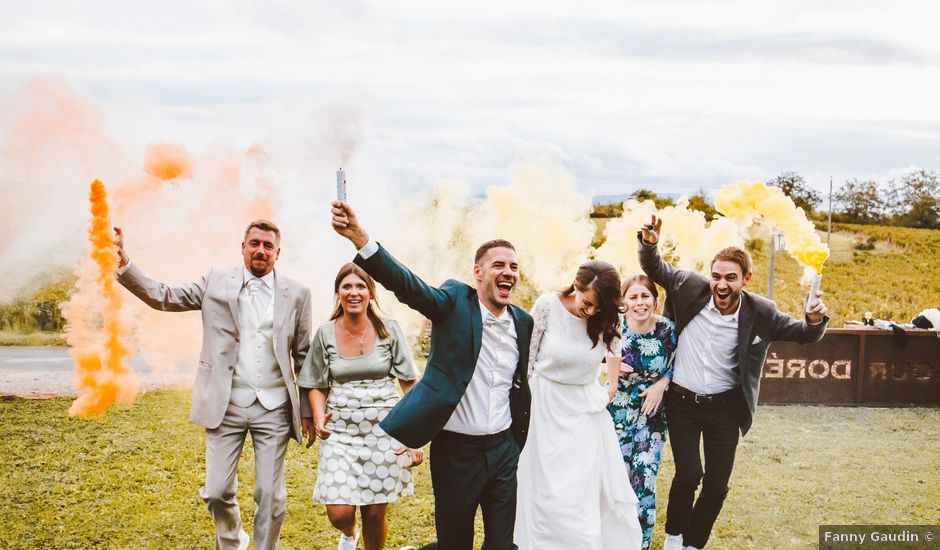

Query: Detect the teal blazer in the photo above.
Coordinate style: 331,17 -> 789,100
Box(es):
355,244 -> 533,449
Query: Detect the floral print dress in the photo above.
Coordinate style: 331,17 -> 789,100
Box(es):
607,317 -> 677,550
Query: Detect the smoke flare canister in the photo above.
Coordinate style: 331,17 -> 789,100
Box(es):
336,169 -> 347,202
805,273 -> 822,313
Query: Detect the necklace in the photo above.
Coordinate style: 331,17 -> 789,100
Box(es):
339,319 -> 369,355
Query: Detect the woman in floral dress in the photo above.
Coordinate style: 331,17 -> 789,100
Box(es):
607,274 -> 678,550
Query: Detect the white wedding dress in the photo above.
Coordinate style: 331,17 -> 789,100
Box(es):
515,293 -> 642,550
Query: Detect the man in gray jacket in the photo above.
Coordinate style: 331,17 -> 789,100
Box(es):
114,220 -> 313,550
638,216 -> 828,550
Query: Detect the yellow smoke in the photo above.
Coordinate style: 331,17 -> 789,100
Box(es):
597,181 -> 828,282
595,196 -> 744,277
713,180 -> 829,274
379,155 -> 596,338
64,180 -> 138,417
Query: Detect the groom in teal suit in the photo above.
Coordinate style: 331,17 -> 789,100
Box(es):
332,201 -> 532,550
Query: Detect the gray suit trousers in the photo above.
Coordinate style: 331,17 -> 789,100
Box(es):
200,400 -> 291,550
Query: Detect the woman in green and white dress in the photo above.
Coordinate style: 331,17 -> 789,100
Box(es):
298,262 -> 422,550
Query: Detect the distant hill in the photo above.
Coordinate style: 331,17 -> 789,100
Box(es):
593,192 -> 685,206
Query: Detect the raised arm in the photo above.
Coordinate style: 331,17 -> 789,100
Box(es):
331,201 -> 454,321
113,228 -> 207,311
636,215 -> 682,292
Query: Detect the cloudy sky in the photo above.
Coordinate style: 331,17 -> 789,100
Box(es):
2,0 -> 938,197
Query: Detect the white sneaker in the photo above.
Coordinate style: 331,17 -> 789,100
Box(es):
663,533 -> 684,550
684,546 -> 701,550
398,547 -> 418,550
337,530 -> 359,550
236,529 -> 250,550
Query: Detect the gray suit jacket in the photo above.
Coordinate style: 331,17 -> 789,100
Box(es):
638,238 -> 828,434
118,262 -> 313,441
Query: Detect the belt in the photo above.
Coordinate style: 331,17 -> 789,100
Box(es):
437,428 -> 512,446
669,382 -> 739,406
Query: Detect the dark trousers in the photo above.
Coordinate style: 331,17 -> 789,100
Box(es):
664,387 -> 744,549
420,429 -> 520,550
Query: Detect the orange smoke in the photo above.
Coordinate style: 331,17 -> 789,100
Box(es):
109,142 -> 195,205
66,179 -> 138,417
144,142 -> 194,181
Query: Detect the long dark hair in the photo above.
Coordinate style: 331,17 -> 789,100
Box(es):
561,260 -> 622,350
330,263 -> 389,339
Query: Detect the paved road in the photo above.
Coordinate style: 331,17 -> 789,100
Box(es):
0,346 -> 193,398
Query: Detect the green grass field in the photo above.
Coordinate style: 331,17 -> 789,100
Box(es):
1,389 -> 936,549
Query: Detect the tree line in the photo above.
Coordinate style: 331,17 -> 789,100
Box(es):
769,169 -> 939,229
592,168 -> 939,230
0,273 -> 73,334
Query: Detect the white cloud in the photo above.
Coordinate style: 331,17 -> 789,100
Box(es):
1,0 -> 938,197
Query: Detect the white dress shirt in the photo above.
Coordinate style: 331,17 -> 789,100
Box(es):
358,239 -> 380,259
672,296 -> 741,394
443,301 -> 518,435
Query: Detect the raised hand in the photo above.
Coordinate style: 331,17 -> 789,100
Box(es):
640,215 -> 663,245
113,226 -> 130,268
805,290 -> 828,324
330,201 -> 370,249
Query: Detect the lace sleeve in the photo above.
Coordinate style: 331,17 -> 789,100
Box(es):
527,294 -> 551,375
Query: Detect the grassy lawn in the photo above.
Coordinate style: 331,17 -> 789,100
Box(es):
1,389 -> 937,549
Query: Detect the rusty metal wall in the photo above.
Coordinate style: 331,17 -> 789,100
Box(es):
759,328 -> 940,406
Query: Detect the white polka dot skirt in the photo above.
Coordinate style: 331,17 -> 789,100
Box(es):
313,378 -> 415,505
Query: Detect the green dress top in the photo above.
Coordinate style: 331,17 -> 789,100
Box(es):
297,318 -> 419,389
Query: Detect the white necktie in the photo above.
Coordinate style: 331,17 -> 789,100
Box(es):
246,278 -> 263,322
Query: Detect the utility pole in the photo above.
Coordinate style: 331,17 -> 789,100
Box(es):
768,231 -> 784,300
768,240 -> 775,300
827,176 -> 833,245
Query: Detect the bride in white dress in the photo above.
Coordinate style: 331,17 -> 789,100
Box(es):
515,260 -> 642,550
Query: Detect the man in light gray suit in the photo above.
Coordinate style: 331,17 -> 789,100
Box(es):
114,220 -> 314,550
